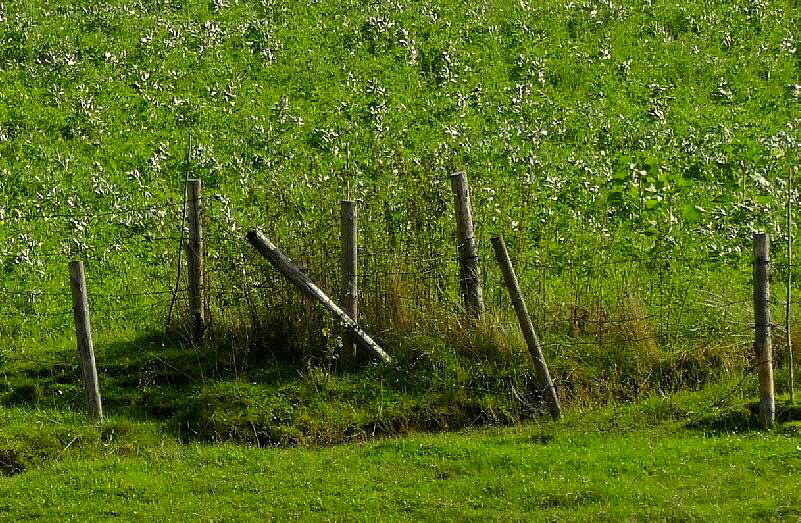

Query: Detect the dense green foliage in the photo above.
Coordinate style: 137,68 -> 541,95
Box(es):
0,0 -> 798,313
0,0 -> 797,384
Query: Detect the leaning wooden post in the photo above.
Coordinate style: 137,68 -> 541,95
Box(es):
753,232 -> 775,428
340,200 -> 359,366
450,172 -> 484,316
247,230 -> 391,363
187,179 -> 205,341
69,261 -> 103,421
492,236 -> 561,420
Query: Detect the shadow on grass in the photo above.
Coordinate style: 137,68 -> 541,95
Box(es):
686,400 -> 801,434
2,330 -> 281,420
685,407 -> 763,434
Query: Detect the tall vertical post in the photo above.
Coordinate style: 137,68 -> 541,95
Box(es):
787,169 -> 795,405
69,261 -> 103,421
187,179 -> 205,341
340,200 -> 359,367
753,232 -> 775,428
491,236 -> 561,420
450,172 -> 484,316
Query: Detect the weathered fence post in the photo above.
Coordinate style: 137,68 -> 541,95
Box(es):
450,172 -> 484,316
340,200 -> 359,366
491,236 -> 561,420
787,169 -> 795,405
753,232 -> 775,428
246,230 -> 391,363
187,179 -> 205,341
69,261 -> 103,421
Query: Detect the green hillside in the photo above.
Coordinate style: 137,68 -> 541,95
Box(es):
0,1 -> 799,515
1,0 -> 797,362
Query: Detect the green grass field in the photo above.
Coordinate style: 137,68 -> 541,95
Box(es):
1,381 -> 800,519
1,0 -> 800,517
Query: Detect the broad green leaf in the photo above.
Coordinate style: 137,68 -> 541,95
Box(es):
755,194 -> 772,205
681,204 -> 703,223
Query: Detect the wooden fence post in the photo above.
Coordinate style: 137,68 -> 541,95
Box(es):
753,232 -> 775,428
340,200 -> 359,366
491,236 -> 561,420
69,261 -> 103,421
187,179 -> 205,341
246,230 -> 391,363
450,171 -> 484,316
787,169 -> 795,405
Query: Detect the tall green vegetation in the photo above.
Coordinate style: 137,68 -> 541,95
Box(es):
0,0 -> 798,435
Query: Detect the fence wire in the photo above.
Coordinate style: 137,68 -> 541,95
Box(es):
0,188 -> 794,392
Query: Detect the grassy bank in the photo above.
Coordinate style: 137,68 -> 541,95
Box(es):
1,380 -> 800,519
0,321 -> 753,449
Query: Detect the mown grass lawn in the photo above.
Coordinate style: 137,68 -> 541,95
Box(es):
1,384 -> 799,520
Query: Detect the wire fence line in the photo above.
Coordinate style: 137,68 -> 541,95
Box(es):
5,200 -> 185,223
0,187 -> 794,377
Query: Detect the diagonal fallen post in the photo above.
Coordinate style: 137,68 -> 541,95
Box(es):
491,236 -> 561,420
246,230 -> 391,363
